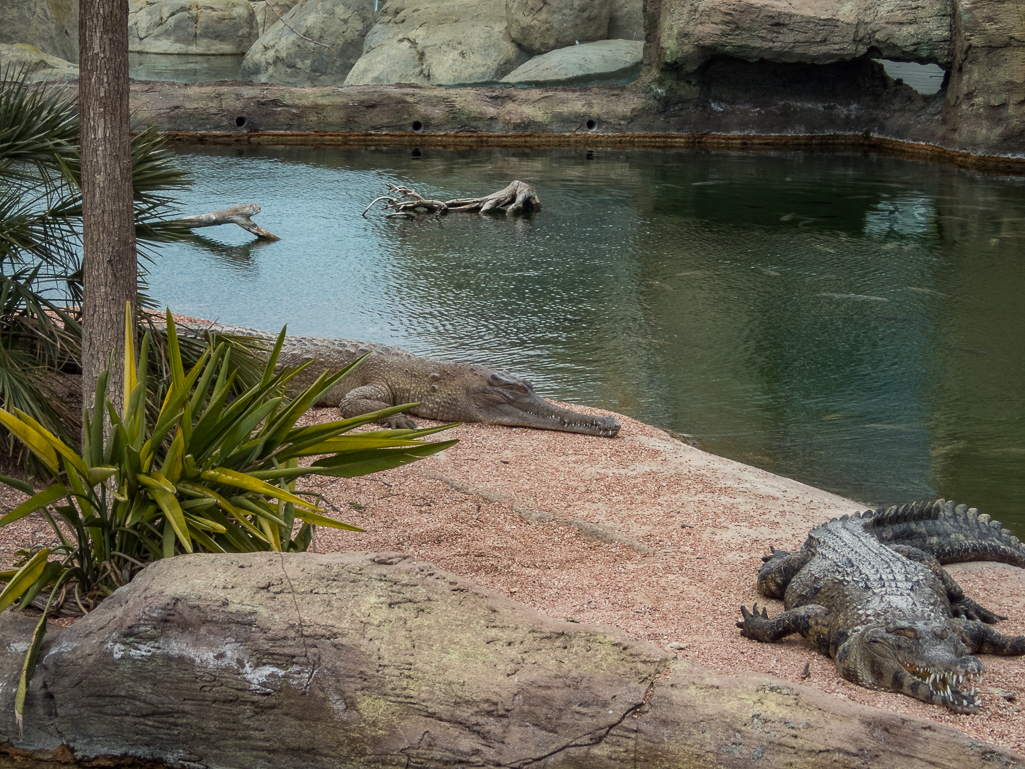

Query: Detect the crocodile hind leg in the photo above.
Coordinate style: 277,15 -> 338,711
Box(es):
958,620 -> 1025,656
889,545 -> 1008,623
737,603 -> 832,654
337,385 -> 418,429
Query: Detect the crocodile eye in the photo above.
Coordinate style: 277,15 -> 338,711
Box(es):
884,625 -> 920,639
488,372 -> 531,392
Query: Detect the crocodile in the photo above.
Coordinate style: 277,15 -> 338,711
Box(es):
737,499 -> 1025,712
174,322 -> 621,437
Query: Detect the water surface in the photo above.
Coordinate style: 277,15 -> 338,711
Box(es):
148,146 -> 1025,533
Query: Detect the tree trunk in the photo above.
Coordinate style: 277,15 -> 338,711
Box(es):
79,0 -> 136,418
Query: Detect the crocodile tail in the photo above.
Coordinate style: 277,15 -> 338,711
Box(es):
862,499 -> 1025,568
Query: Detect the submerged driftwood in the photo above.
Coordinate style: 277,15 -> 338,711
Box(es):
175,203 -> 280,240
363,180 -> 542,219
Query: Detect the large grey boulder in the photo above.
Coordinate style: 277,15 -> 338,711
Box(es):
501,39 -> 643,86
250,0 -> 301,36
241,0 -> 374,85
0,43 -> 78,81
650,0 -> 953,74
128,0 -> 259,54
0,0 -> 78,62
608,0 -> 644,41
943,0 -> 1025,151
506,0 -> 611,56
344,0 -> 529,86
1,551 -> 1021,767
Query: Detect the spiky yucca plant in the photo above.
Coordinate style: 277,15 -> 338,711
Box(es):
0,308 -> 457,730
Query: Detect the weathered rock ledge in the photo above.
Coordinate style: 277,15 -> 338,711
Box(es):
110,78 -> 1025,174
0,551 -> 1021,769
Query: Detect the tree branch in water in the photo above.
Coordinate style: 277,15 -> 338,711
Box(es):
362,181 -> 542,219
175,203 -> 280,240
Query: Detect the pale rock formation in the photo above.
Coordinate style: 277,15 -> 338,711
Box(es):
608,0 -> 644,41
506,0 -> 612,55
641,0 -> 1025,154
648,0 -> 952,73
250,0 -> 301,36
501,39 -> 643,86
0,43 -> 79,81
943,0 -> 1025,151
241,0 -> 374,85
0,0 -> 78,62
344,0 -> 529,86
128,0 -> 259,55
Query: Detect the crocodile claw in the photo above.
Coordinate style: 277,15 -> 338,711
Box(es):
737,603 -> 770,634
762,545 -> 790,563
950,596 -> 1006,624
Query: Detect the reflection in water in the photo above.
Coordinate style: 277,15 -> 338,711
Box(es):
187,233 -> 272,272
864,195 -> 936,238
148,147 -> 1025,533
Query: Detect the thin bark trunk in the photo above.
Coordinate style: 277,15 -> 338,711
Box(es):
79,0 -> 136,419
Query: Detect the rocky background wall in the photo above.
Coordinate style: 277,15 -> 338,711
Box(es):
1,1 -> 1023,168
643,0 -> 1025,157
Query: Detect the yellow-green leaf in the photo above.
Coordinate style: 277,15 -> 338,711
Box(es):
177,482 -> 269,542
11,410 -> 87,476
161,430 -> 185,484
0,410 -> 58,474
200,467 -> 320,513
183,514 -> 227,534
15,570 -> 70,739
86,466 -> 118,486
260,516 -> 281,553
0,549 -> 50,614
137,471 -> 177,495
124,300 -> 136,412
292,507 -> 364,532
150,488 -> 192,554
0,485 -> 67,527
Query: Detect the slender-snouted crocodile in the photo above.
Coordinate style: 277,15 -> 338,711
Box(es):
737,499 -> 1025,713
176,322 -> 620,437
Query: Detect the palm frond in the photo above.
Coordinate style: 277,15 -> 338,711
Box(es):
0,67 -> 79,181
0,65 -> 197,471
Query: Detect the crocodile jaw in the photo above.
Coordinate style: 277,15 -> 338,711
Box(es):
418,369 -> 621,437
896,661 -> 983,713
841,625 -> 985,713
471,396 -> 621,437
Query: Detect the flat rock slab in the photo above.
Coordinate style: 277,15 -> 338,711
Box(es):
502,39 -> 644,86
1,551 -> 1021,768
0,43 -> 78,81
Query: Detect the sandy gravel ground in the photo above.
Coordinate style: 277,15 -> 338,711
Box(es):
2,403 -> 1023,757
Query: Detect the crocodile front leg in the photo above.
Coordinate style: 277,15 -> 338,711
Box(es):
338,384 -> 419,429
737,603 -> 831,653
